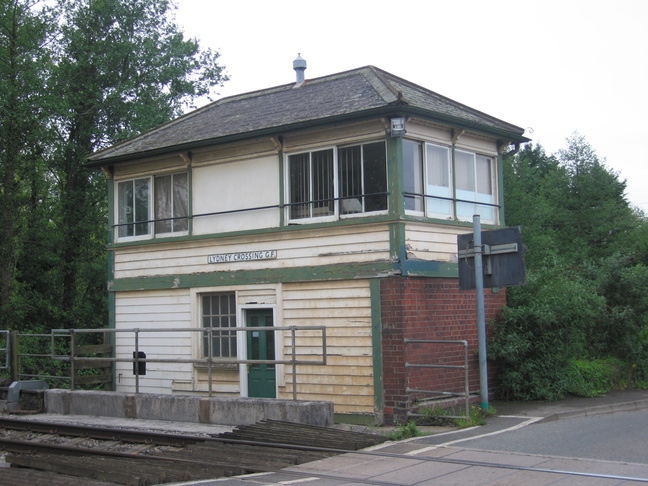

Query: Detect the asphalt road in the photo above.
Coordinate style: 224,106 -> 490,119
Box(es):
420,409 -> 648,464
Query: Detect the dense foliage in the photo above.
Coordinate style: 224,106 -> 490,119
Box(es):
0,0 -> 227,334
490,134 -> 648,400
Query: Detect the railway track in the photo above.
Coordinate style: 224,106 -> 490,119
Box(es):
2,416 -> 648,485
0,417 -> 387,485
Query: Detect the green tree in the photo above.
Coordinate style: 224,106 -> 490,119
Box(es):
47,0 -> 227,329
0,0 -> 55,330
0,0 -> 228,332
502,143 -> 568,267
557,133 -> 635,262
493,135 -> 648,399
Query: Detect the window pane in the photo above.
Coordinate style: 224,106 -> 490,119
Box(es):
362,142 -> 387,212
338,146 -> 362,214
476,155 -> 494,221
117,178 -> 150,237
201,292 -> 236,358
173,173 -> 189,232
155,173 -> 188,234
425,144 -> 452,217
155,175 -> 172,234
134,178 -> 150,236
311,149 -> 334,217
476,155 -> 492,195
118,181 -> 134,237
455,151 -> 475,192
289,153 -> 310,219
455,151 -> 476,221
403,140 -> 423,212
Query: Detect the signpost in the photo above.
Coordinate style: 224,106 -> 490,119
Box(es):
457,219 -> 526,411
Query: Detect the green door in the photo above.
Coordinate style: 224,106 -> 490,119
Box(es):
246,309 -> 276,398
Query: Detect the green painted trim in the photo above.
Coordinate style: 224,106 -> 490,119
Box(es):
370,279 -> 383,420
107,250 -> 115,328
402,260 -> 458,278
188,165 -> 194,236
386,136 -> 404,218
109,261 -> 398,292
497,153 -> 505,225
278,149 -> 285,227
389,221 -> 407,264
107,179 -> 115,245
108,250 -> 116,390
451,144 -> 458,219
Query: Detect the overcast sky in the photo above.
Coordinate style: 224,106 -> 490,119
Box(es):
175,0 -> 648,211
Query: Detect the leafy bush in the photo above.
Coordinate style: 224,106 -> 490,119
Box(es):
489,263 -> 606,401
566,358 -> 627,397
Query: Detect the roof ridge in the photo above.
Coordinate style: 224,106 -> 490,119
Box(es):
361,66 -> 402,105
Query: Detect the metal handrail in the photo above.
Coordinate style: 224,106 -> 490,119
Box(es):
112,192 -> 391,231
0,330 -> 8,370
404,338 -> 470,420
50,325 -> 327,399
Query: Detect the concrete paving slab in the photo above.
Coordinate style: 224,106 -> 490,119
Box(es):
431,447 -> 551,467
366,460 -> 468,484
10,413 -> 235,435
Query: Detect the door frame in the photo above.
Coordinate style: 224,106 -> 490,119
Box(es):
238,305 -> 277,398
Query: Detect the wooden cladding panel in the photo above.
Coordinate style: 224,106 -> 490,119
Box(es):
113,224 -> 391,279
280,280 -> 375,414
405,222 -> 472,262
114,290 -> 194,394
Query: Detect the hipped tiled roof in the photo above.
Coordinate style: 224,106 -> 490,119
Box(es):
87,66 -> 528,165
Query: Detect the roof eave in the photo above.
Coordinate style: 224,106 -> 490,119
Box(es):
86,105 -> 528,168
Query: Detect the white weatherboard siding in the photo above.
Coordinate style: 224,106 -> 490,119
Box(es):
114,289 -> 193,394
192,155 -> 281,235
112,224 -> 392,280
405,222 -> 472,263
281,280 -> 375,414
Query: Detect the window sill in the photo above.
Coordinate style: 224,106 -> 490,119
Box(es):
194,361 -> 239,370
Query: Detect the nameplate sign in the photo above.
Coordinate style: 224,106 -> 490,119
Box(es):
208,250 -> 277,264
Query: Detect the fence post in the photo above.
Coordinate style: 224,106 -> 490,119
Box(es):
70,330 -> 76,390
207,328 -> 213,397
10,330 -> 18,382
291,327 -> 297,401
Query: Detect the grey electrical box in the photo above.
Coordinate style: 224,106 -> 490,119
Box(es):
457,227 -> 526,290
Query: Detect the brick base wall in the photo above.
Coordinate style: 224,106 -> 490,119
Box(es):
380,276 -> 506,423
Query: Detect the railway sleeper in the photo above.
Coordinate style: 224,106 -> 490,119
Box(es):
7,453 -> 244,485
189,442 -> 328,465
0,467 -> 116,486
220,420 -> 387,450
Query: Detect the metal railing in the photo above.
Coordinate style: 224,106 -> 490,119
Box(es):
0,330 -> 8,370
404,339 -> 470,420
51,325 -> 327,400
113,192 -> 390,236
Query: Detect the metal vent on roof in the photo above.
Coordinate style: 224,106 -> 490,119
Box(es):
293,54 -> 307,85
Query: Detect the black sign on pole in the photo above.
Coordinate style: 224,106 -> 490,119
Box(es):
457,227 -> 526,291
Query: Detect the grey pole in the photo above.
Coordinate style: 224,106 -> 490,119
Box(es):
473,214 -> 489,411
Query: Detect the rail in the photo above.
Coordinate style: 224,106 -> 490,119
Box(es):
112,191 -> 390,236
50,325 -> 327,400
404,338 -> 470,421
0,330 -> 8,370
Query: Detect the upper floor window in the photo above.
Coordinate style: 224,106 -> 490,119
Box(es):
288,141 -> 387,222
117,172 -> 188,240
403,140 -> 497,223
